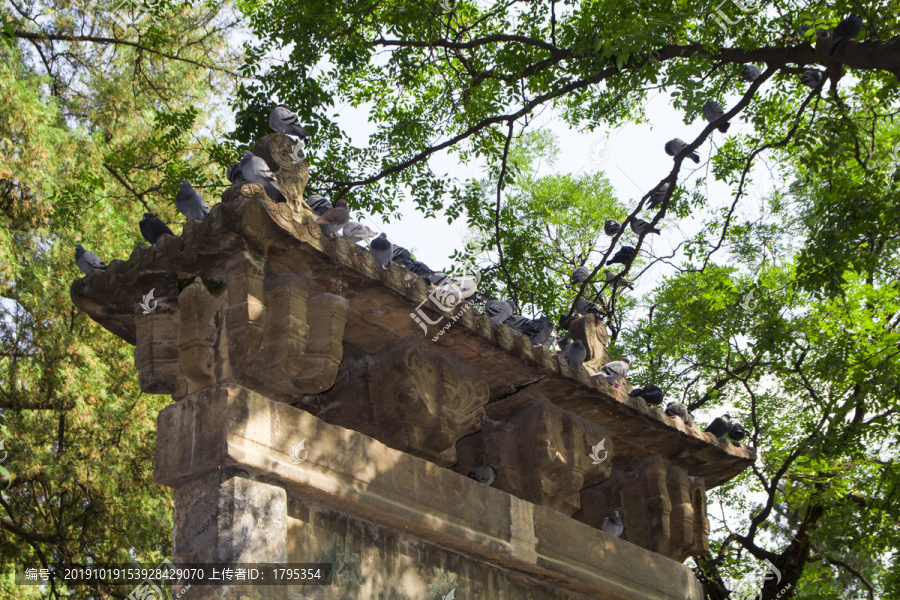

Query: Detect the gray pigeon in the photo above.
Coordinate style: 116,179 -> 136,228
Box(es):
604,269 -> 635,290
664,138 -> 700,163
800,70 -> 823,89
648,183 -> 669,209
525,316 -> 554,346
601,511 -> 624,538
563,339 -> 587,368
630,217 -> 660,236
468,465 -> 497,486
604,219 -> 621,236
315,199 -> 350,237
665,402 -> 694,426
369,233 -> 392,268
606,246 -> 637,266
575,299 -> 602,316
74,244 -> 107,275
342,221 -> 378,243
485,300 -> 514,325
139,213 -> 174,244
239,151 -> 288,203
504,315 -> 533,335
571,266 -> 591,283
175,180 -> 209,221
593,358 -> 631,387
226,162 -> 241,183
740,64 -> 760,82
727,421 -> 747,441
555,336 -> 572,353
705,414 -> 731,438
407,260 -> 435,278
629,385 -> 664,406
306,194 -> 333,216
269,104 -> 311,140
828,14 -> 862,55
702,101 -> 730,133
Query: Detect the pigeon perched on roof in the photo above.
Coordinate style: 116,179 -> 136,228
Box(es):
468,465 -> 497,486
563,339 -> 587,368
604,269 -> 635,290
727,421 -> 747,441
604,219 -> 621,236
665,138 -> 700,163
648,183 -> 670,209
571,266 -> 591,283
407,260 -> 435,278
705,414 -> 731,438
175,180 -> 209,221
601,511 -> 624,538
342,221 -> 378,243
702,101 -> 730,133
630,217 -> 660,236
555,336 -> 572,353
239,151 -> 288,203
315,199 -> 350,237
74,244 -> 107,275
575,299 -> 603,316
629,384 -> 664,406
593,358 -> 631,387
800,70 -> 824,89
606,246 -> 637,266
485,300 -> 514,325
369,233 -> 392,269
665,402 -> 694,426
269,104 -> 311,140
226,162 -> 241,183
526,316 -> 554,346
740,64 -> 760,82
828,14 -> 862,55
504,315 -> 533,335
306,194 -> 333,216
139,213 -> 174,244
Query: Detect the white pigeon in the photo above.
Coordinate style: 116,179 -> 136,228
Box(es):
342,221 -> 379,243
593,358 -> 631,387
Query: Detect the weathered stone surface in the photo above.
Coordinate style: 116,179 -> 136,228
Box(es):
156,384 -> 706,600
567,314 -> 613,373
318,339 -> 489,467
456,395 -> 613,516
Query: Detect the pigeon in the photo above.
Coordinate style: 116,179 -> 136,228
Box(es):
369,233 -> 392,268
391,245 -> 417,269
175,180 -> 209,221
664,138 -> 700,164
225,161 -> 242,183
727,421 -> 747,441
571,266 -> 591,284
315,199 -> 350,237
485,300 -> 514,325
407,260 -> 435,278
593,358 -> 631,387
468,465 -> 497,486
702,101 -> 730,133
504,315 -> 533,335
563,339 -> 587,368
601,511 -> 624,538
139,213 -> 174,244
74,244 -> 107,275
800,70 -> 823,89
629,384 -> 664,406
427,272 -> 450,286
575,299 -> 603,316
525,316 -> 554,346
606,246 -> 637,266
306,194 -> 333,216
828,14 -> 862,55
269,104 -> 311,140
555,336 -> 572,353
238,151 -> 288,203
604,269 -> 635,290
342,221 -> 378,243
630,217 -> 660,236
740,64 -> 761,82
604,219 -> 621,236
648,183 -> 670,209
665,402 -> 695,426
705,414 -> 731,438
